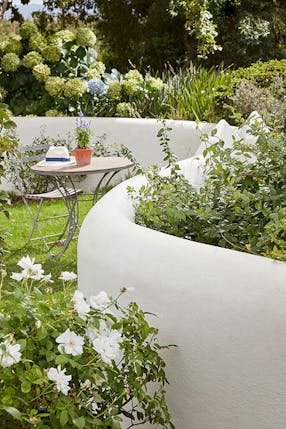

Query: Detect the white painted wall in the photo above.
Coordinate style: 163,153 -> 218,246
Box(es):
1,117 -> 213,193
78,161 -> 286,429
13,116 -> 213,166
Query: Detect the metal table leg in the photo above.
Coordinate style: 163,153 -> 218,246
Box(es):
48,176 -> 80,259
92,170 -> 121,205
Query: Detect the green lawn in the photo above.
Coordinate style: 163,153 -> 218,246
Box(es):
1,195 -> 94,288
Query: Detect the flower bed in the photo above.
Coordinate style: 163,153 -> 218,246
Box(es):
0,257 -> 174,428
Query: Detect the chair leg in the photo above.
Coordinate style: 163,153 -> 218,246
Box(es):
23,197 -> 49,250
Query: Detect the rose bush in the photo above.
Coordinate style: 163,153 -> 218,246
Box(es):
0,104 -> 18,263
0,256 -> 174,428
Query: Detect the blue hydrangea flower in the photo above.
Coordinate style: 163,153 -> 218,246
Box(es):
87,78 -> 108,96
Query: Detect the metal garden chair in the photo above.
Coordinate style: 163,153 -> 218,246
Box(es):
11,143 -> 82,250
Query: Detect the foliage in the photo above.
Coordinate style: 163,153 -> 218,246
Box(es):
214,60 -> 286,129
210,0 -> 286,67
229,77 -> 286,130
96,0 -> 187,71
164,63 -> 231,121
0,103 -> 18,262
131,122 -> 286,262
80,69 -> 168,118
0,258 -> 174,428
231,59 -> 286,88
1,0 -> 286,70
0,24 -> 97,115
169,0 -> 223,58
75,115 -> 92,148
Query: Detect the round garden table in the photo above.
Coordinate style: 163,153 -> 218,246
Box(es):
31,156 -> 134,258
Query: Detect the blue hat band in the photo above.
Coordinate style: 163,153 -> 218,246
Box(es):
45,157 -> 71,162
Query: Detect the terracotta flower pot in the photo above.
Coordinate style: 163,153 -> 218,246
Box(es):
73,148 -> 93,166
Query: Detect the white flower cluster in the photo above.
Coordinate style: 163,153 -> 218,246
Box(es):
239,15 -> 270,43
10,256 -> 77,285
46,290 -> 123,394
11,256 -> 46,281
8,256 -> 134,397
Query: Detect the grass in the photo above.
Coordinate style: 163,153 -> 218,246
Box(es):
1,195 -> 94,288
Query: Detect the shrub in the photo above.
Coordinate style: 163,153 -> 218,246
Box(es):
231,59 -> 286,88
0,104 -> 18,262
131,122 -> 286,262
229,77 -> 286,130
213,60 -> 286,129
0,258 -> 174,428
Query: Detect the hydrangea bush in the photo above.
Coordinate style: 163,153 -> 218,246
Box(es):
0,23 -> 167,118
0,256 -> 174,428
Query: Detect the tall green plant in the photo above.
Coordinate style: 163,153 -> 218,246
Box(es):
164,64 -> 231,122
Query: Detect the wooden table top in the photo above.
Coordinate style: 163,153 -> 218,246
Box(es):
31,156 -> 134,176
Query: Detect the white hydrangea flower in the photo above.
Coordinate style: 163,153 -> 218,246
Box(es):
92,329 -> 123,365
0,340 -> 22,368
56,328 -> 84,356
89,291 -> 111,311
73,290 -> 90,320
47,365 -> 71,395
59,271 -> 77,282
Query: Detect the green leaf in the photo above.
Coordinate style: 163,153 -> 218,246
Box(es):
73,416 -> 85,429
2,406 -> 22,420
18,339 -> 26,351
75,46 -> 86,59
21,381 -> 31,393
70,57 -> 78,68
60,410 -> 69,426
55,355 -> 69,365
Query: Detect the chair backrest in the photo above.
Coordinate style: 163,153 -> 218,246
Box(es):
18,143 -> 50,162
9,143 -> 51,195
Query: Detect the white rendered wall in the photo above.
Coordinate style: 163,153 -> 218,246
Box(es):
78,169 -> 286,429
3,118 -> 212,193
13,117 -> 213,164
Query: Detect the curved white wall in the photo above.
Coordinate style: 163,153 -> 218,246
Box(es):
0,117 -> 213,193
13,117 -> 213,167
78,168 -> 286,429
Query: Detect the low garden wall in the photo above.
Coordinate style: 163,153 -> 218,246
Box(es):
78,160 -> 286,429
0,117 -> 213,193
